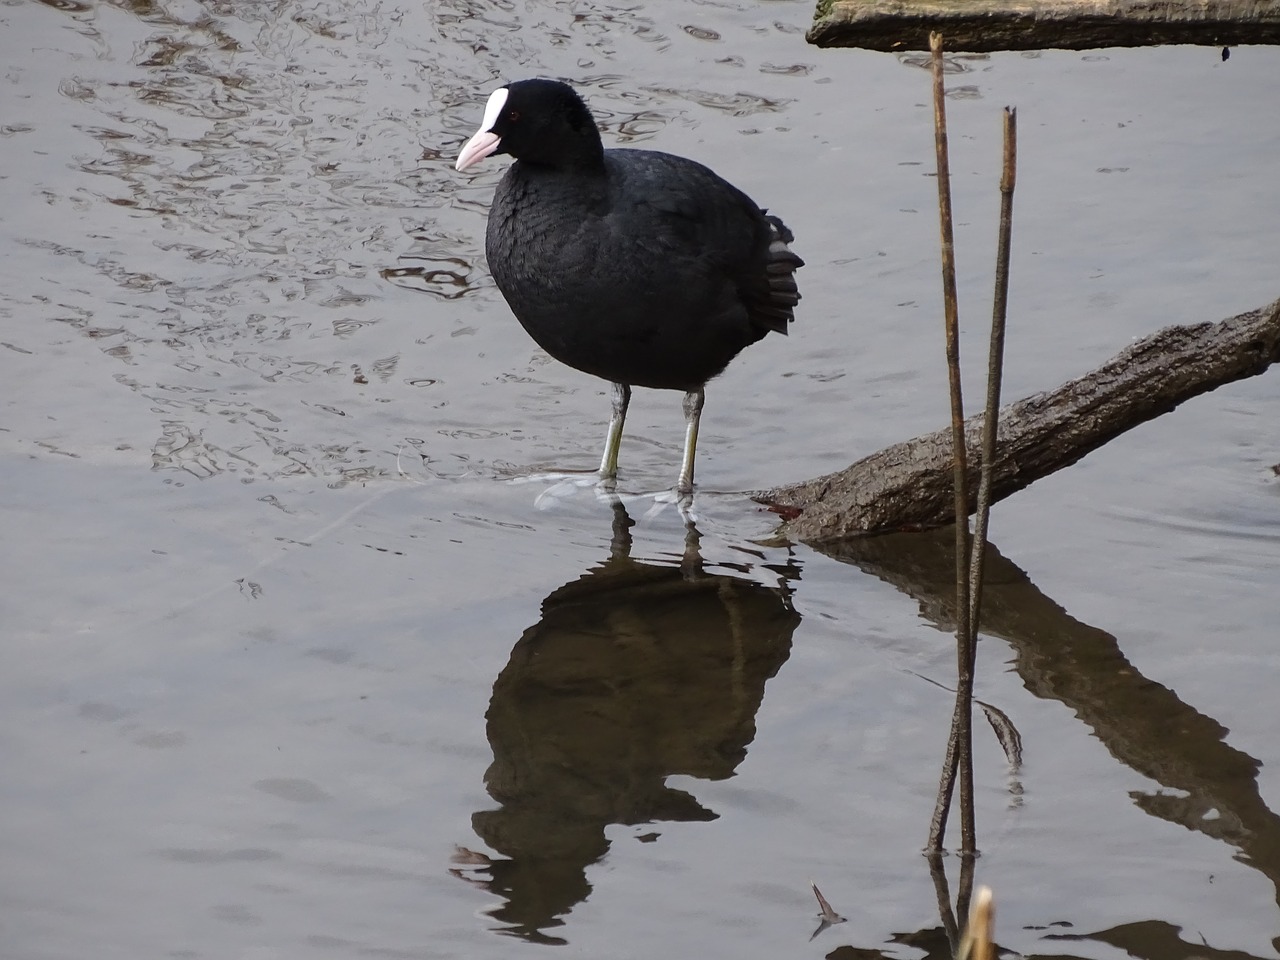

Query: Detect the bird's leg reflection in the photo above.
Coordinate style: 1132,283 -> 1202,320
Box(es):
677,386 -> 704,495
606,494 -> 635,560
680,505 -> 703,574
598,381 -> 630,483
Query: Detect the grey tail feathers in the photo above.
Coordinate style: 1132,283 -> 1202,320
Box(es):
757,213 -> 803,335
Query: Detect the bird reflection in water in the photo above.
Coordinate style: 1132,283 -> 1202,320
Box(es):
450,500 -> 801,942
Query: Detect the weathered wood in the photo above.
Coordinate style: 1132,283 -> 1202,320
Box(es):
807,0 -> 1280,51
755,298 -> 1280,542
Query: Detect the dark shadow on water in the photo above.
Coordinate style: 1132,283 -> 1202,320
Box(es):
1040,918 -> 1273,959
823,921 -> 1265,960
449,518 -> 1280,955
811,526 -> 1280,958
454,501 -> 802,942
825,926 -> 972,960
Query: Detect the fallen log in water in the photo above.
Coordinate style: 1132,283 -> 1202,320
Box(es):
755,298 -> 1280,542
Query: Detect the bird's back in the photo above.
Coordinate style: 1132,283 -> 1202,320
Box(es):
486,148 -> 802,392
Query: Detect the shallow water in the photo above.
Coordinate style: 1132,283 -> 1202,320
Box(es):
3,1 -> 1279,957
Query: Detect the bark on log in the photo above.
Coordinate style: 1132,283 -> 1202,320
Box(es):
806,0 -> 1280,52
755,298 -> 1280,542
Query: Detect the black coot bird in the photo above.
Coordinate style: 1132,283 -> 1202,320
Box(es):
455,79 -> 803,494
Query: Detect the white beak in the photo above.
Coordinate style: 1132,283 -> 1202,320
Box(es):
455,130 -> 501,172
454,87 -> 509,172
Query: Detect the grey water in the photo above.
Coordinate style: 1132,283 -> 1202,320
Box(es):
3,1 -> 1279,957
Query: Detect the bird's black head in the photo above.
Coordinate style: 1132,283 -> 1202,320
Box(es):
455,79 -> 604,172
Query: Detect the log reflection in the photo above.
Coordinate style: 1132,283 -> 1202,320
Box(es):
816,526 -> 1280,957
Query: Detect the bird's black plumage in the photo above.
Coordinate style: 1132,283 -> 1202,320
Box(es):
455,78 -> 802,490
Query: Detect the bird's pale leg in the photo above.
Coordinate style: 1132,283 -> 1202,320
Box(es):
599,381 -> 631,483
677,387 -> 705,495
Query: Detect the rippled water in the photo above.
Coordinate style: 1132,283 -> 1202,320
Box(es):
3,1 -> 1279,958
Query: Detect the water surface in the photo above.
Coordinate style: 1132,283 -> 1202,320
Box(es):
3,1 -> 1279,957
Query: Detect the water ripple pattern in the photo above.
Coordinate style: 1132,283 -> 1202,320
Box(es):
4,0 -> 814,484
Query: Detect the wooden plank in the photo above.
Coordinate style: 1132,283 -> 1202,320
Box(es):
807,0 -> 1280,51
